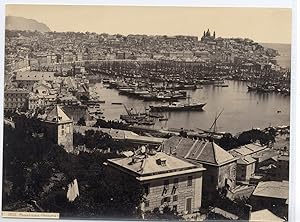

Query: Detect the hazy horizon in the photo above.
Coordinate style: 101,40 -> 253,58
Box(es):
6,5 -> 292,44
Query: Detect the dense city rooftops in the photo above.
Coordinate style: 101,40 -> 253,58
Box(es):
16,71 -> 55,81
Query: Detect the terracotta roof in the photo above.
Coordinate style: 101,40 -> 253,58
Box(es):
74,126 -> 165,144
229,143 -> 267,157
252,181 -> 289,200
108,151 -> 205,180
44,105 -> 72,123
162,136 -> 235,166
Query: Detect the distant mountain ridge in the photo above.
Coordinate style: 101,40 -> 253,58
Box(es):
6,16 -> 51,32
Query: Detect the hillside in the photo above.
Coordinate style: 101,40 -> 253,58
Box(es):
6,16 -> 51,32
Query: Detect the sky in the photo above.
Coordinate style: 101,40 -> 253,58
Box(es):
5,5 -> 292,44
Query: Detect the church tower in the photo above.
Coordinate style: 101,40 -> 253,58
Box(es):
206,29 -> 211,37
43,105 -> 73,152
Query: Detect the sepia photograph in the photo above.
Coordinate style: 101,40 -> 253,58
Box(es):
2,4 -> 292,221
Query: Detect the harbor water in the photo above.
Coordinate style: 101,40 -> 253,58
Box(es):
91,80 -> 290,134
261,43 -> 291,69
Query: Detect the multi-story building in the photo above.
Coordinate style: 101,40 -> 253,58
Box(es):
235,156 -> 256,182
228,143 -> 277,183
4,88 -> 29,111
15,71 -> 55,91
28,93 -> 57,110
32,80 -> 52,95
27,80 -> 57,110
107,151 -> 205,216
161,136 -> 237,202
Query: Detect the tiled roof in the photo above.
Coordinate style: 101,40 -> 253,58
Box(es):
108,151 -> 204,179
229,143 -> 267,157
252,150 -> 278,163
252,181 -> 289,200
16,71 -> 55,81
44,105 -> 72,123
237,156 -> 256,165
245,143 -> 267,153
162,136 -> 235,166
33,80 -> 52,89
5,88 -> 29,94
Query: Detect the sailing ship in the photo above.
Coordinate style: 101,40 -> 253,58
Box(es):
120,105 -> 155,125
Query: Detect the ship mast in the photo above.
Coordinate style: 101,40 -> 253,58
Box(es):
208,109 -> 224,134
197,108 -> 224,137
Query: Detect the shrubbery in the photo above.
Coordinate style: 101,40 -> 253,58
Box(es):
3,117 -> 143,218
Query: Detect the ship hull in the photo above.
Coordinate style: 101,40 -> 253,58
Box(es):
149,103 -> 206,112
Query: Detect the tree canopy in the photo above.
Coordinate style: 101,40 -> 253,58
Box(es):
3,117 -> 143,218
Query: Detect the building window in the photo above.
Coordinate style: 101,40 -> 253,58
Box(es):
161,197 -> 171,204
173,205 -> 177,212
61,130 -> 64,136
145,200 -> 150,208
188,176 -> 193,186
173,195 -> 178,202
164,180 -> 169,189
185,197 -> 192,214
162,179 -> 169,195
171,178 -> 178,194
143,183 -> 150,195
173,178 -> 179,187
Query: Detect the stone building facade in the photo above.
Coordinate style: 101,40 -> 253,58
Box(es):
41,105 -> 74,152
4,88 -> 29,111
161,136 -> 237,202
15,71 -> 54,90
107,151 -> 205,215
141,171 -> 203,214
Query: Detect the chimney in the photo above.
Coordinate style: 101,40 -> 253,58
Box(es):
243,204 -> 252,220
156,158 -> 167,166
